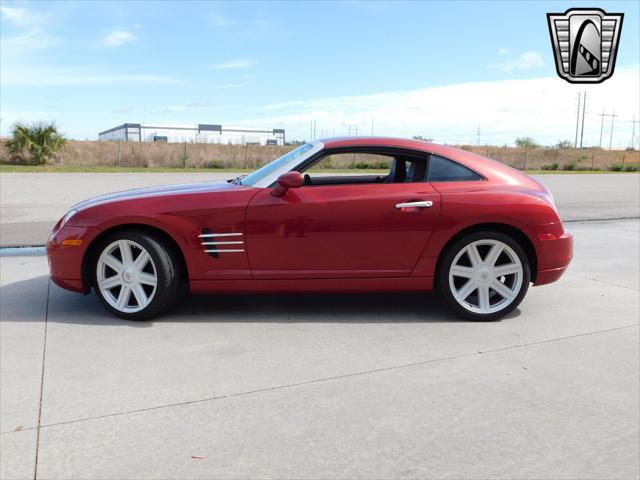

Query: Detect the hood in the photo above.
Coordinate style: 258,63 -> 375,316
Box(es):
72,181 -> 238,211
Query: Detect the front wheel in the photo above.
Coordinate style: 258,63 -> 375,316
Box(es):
93,231 -> 180,320
437,231 -> 531,321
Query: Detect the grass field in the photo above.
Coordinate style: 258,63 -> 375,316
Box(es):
1,164 -> 638,175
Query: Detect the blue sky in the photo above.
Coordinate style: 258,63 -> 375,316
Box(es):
1,1 -> 639,146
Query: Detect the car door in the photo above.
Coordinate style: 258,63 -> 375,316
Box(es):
245,178 -> 441,279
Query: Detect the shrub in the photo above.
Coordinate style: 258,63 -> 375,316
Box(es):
624,164 -> 640,172
204,160 -> 224,169
556,140 -> 573,149
371,161 -> 390,169
609,164 -> 624,172
515,137 -> 539,149
354,161 -> 390,170
562,162 -> 577,171
5,122 -> 66,165
541,163 -> 559,170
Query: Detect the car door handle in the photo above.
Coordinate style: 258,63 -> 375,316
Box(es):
395,200 -> 433,209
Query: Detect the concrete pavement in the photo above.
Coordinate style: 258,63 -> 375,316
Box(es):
1,172 -> 639,246
1,219 -> 638,479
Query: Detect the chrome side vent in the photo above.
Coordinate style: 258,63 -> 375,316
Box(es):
199,229 -> 245,258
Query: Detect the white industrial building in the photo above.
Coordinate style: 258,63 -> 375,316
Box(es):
98,123 -> 285,146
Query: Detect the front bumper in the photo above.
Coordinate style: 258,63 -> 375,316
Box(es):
47,224 -> 100,294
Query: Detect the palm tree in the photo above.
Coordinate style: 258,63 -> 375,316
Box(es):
6,122 -> 67,165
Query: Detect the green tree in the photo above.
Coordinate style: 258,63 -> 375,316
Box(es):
5,122 -> 67,165
515,136 -> 539,149
556,139 -> 573,149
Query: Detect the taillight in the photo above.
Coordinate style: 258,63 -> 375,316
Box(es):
534,222 -> 565,241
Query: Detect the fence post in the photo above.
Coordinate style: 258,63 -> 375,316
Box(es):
622,153 -> 625,167
523,149 -> 528,170
183,141 -> 187,169
591,151 -> 595,170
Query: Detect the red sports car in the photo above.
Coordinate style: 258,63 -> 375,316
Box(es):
47,137 -> 573,321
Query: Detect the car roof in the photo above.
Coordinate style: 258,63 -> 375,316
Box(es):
320,136 -> 541,189
322,136 -> 484,163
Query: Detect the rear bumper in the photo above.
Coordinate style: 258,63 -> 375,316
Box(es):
534,229 -> 573,286
535,266 -> 569,286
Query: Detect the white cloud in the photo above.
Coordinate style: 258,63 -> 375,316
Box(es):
491,51 -> 544,72
103,29 -> 136,47
187,101 -> 212,108
1,64 -> 178,87
228,68 -> 639,147
208,13 -> 235,27
147,101 -> 216,114
208,60 -> 256,70
0,5 -> 29,24
497,48 -> 510,56
0,5 -> 57,54
113,106 -> 133,114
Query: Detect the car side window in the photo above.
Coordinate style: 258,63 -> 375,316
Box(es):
300,152 -> 395,186
427,155 -> 482,182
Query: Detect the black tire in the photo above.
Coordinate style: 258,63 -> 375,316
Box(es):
436,230 -> 531,321
92,230 -> 181,320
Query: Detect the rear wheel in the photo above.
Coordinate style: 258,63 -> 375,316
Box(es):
93,231 -> 180,320
437,231 -> 530,321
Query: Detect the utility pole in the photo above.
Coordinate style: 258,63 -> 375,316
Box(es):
371,117 -> 374,136
574,92 -> 581,148
476,125 -> 481,146
579,91 -> 587,149
608,110 -> 618,150
598,111 -> 619,150
630,117 -> 640,150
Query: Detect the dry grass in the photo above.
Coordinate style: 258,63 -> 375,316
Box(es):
1,140 -> 638,171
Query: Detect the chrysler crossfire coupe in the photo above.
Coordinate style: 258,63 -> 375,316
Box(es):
47,137 -> 573,321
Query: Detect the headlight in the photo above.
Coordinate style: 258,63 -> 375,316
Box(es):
61,209 -> 78,227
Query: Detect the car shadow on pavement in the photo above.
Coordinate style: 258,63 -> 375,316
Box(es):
1,275 -> 521,325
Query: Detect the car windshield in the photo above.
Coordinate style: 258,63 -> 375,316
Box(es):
240,143 -> 315,187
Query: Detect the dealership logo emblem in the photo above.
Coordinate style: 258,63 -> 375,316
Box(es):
547,8 -> 623,83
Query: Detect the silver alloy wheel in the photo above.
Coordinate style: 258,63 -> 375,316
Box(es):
448,239 -> 523,315
96,239 -> 158,314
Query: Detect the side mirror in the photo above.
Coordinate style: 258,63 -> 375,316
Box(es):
272,171 -> 304,197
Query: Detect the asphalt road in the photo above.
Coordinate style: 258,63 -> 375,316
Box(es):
1,219 -> 638,479
1,172 -> 639,246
